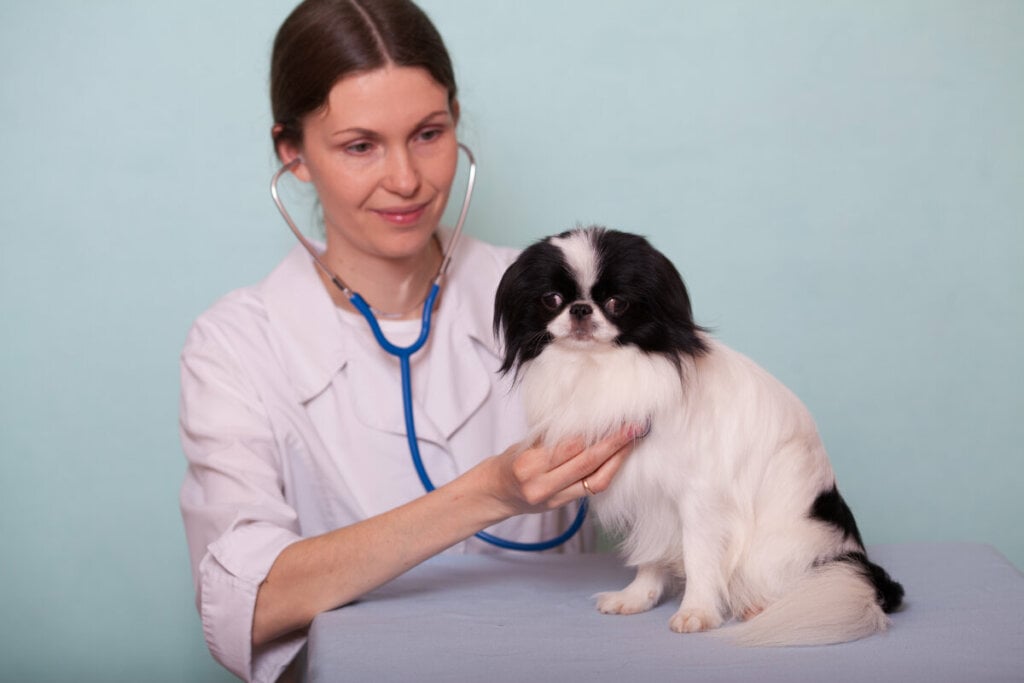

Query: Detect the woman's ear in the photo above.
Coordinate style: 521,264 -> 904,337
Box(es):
450,98 -> 460,126
272,124 -> 311,182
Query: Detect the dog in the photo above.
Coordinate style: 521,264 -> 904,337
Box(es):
493,226 -> 903,646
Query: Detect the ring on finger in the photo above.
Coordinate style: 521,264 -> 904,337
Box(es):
581,478 -> 595,496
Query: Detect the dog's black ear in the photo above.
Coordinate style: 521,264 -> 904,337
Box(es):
648,247 -> 709,358
494,245 -> 555,376
594,230 -> 709,361
493,239 -> 569,376
493,255 -> 527,375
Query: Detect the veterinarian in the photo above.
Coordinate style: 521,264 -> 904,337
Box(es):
178,1 -> 640,680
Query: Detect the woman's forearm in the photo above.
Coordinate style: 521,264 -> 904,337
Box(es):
251,424 -> 639,646
251,462 -> 503,646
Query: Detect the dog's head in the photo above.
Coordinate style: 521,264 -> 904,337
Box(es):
493,226 -> 707,376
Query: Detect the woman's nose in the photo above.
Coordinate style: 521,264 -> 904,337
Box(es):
382,148 -> 421,197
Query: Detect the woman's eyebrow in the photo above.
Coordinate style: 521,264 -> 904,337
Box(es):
415,110 -> 454,126
329,110 -> 452,139
330,126 -> 379,139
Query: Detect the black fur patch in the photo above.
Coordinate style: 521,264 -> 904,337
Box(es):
810,486 -> 866,548
834,551 -> 906,614
811,486 -> 905,613
589,229 -> 708,361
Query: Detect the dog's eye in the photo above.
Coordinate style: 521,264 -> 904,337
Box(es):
541,292 -> 564,311
603,297 -> 629,317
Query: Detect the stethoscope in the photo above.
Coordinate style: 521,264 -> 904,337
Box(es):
270,143 -> 587,551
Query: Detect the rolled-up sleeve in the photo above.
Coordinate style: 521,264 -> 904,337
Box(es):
179,318 -> 305,682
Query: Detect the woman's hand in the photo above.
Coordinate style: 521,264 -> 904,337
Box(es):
485,423 -> 645,517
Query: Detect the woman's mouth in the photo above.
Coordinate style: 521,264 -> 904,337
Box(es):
372,201 -> 430,226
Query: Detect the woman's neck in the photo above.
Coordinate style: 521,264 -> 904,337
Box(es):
317,233 -> 443,320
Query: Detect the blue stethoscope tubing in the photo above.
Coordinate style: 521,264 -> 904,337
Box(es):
270,143 -> 587,551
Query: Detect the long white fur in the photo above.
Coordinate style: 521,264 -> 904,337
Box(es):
517,232 -> 891,646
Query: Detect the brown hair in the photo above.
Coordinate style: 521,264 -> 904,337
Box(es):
270,0 -> 457,155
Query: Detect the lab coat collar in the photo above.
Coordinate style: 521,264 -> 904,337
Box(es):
259,242 -> 350,405
258,237 -> 499,438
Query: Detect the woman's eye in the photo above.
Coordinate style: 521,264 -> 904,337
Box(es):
417,127 -> 444,143
603,297 -> 629,316
344,141 -> 374,155
541,292 -> 564,311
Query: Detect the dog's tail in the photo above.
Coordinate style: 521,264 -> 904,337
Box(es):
723,552 -> 904,647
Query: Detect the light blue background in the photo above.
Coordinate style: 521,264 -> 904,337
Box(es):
1,1 -> 1021,680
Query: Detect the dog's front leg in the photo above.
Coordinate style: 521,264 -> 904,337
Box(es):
669,510 -> 728,633
594,562 -> 671,615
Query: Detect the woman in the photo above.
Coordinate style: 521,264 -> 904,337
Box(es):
179,1 -> 640,680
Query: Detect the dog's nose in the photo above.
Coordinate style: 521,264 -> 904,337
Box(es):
570,303 -> 593,319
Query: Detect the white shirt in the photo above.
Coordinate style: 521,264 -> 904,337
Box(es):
179,235 -> 590,682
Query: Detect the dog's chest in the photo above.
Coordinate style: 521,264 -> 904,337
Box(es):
606,430 -> 680,497
521,345 -> 682,444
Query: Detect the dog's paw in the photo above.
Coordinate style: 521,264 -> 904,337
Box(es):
668,607 -> 723,633
594,589 -> 659,615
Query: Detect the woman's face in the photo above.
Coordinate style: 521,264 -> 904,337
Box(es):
285,66 -> 459,267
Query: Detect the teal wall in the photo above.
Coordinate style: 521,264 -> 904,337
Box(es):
1,1 -> 1021,680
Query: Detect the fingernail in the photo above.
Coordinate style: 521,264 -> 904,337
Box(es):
629,419 -> 652,439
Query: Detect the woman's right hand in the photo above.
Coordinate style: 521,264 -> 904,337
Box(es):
483,423 -> 644,518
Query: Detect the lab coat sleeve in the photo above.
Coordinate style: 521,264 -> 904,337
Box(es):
179,316 -> 305,682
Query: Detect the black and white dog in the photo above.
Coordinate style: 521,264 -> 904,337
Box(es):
494,226 -> 903,645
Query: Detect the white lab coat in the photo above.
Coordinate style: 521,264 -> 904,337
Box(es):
179,234 -> 590,682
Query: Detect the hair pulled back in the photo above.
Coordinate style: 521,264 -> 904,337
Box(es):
270,0 -> 457,154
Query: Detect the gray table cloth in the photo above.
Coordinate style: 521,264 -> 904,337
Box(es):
304,542 -> 1023,682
